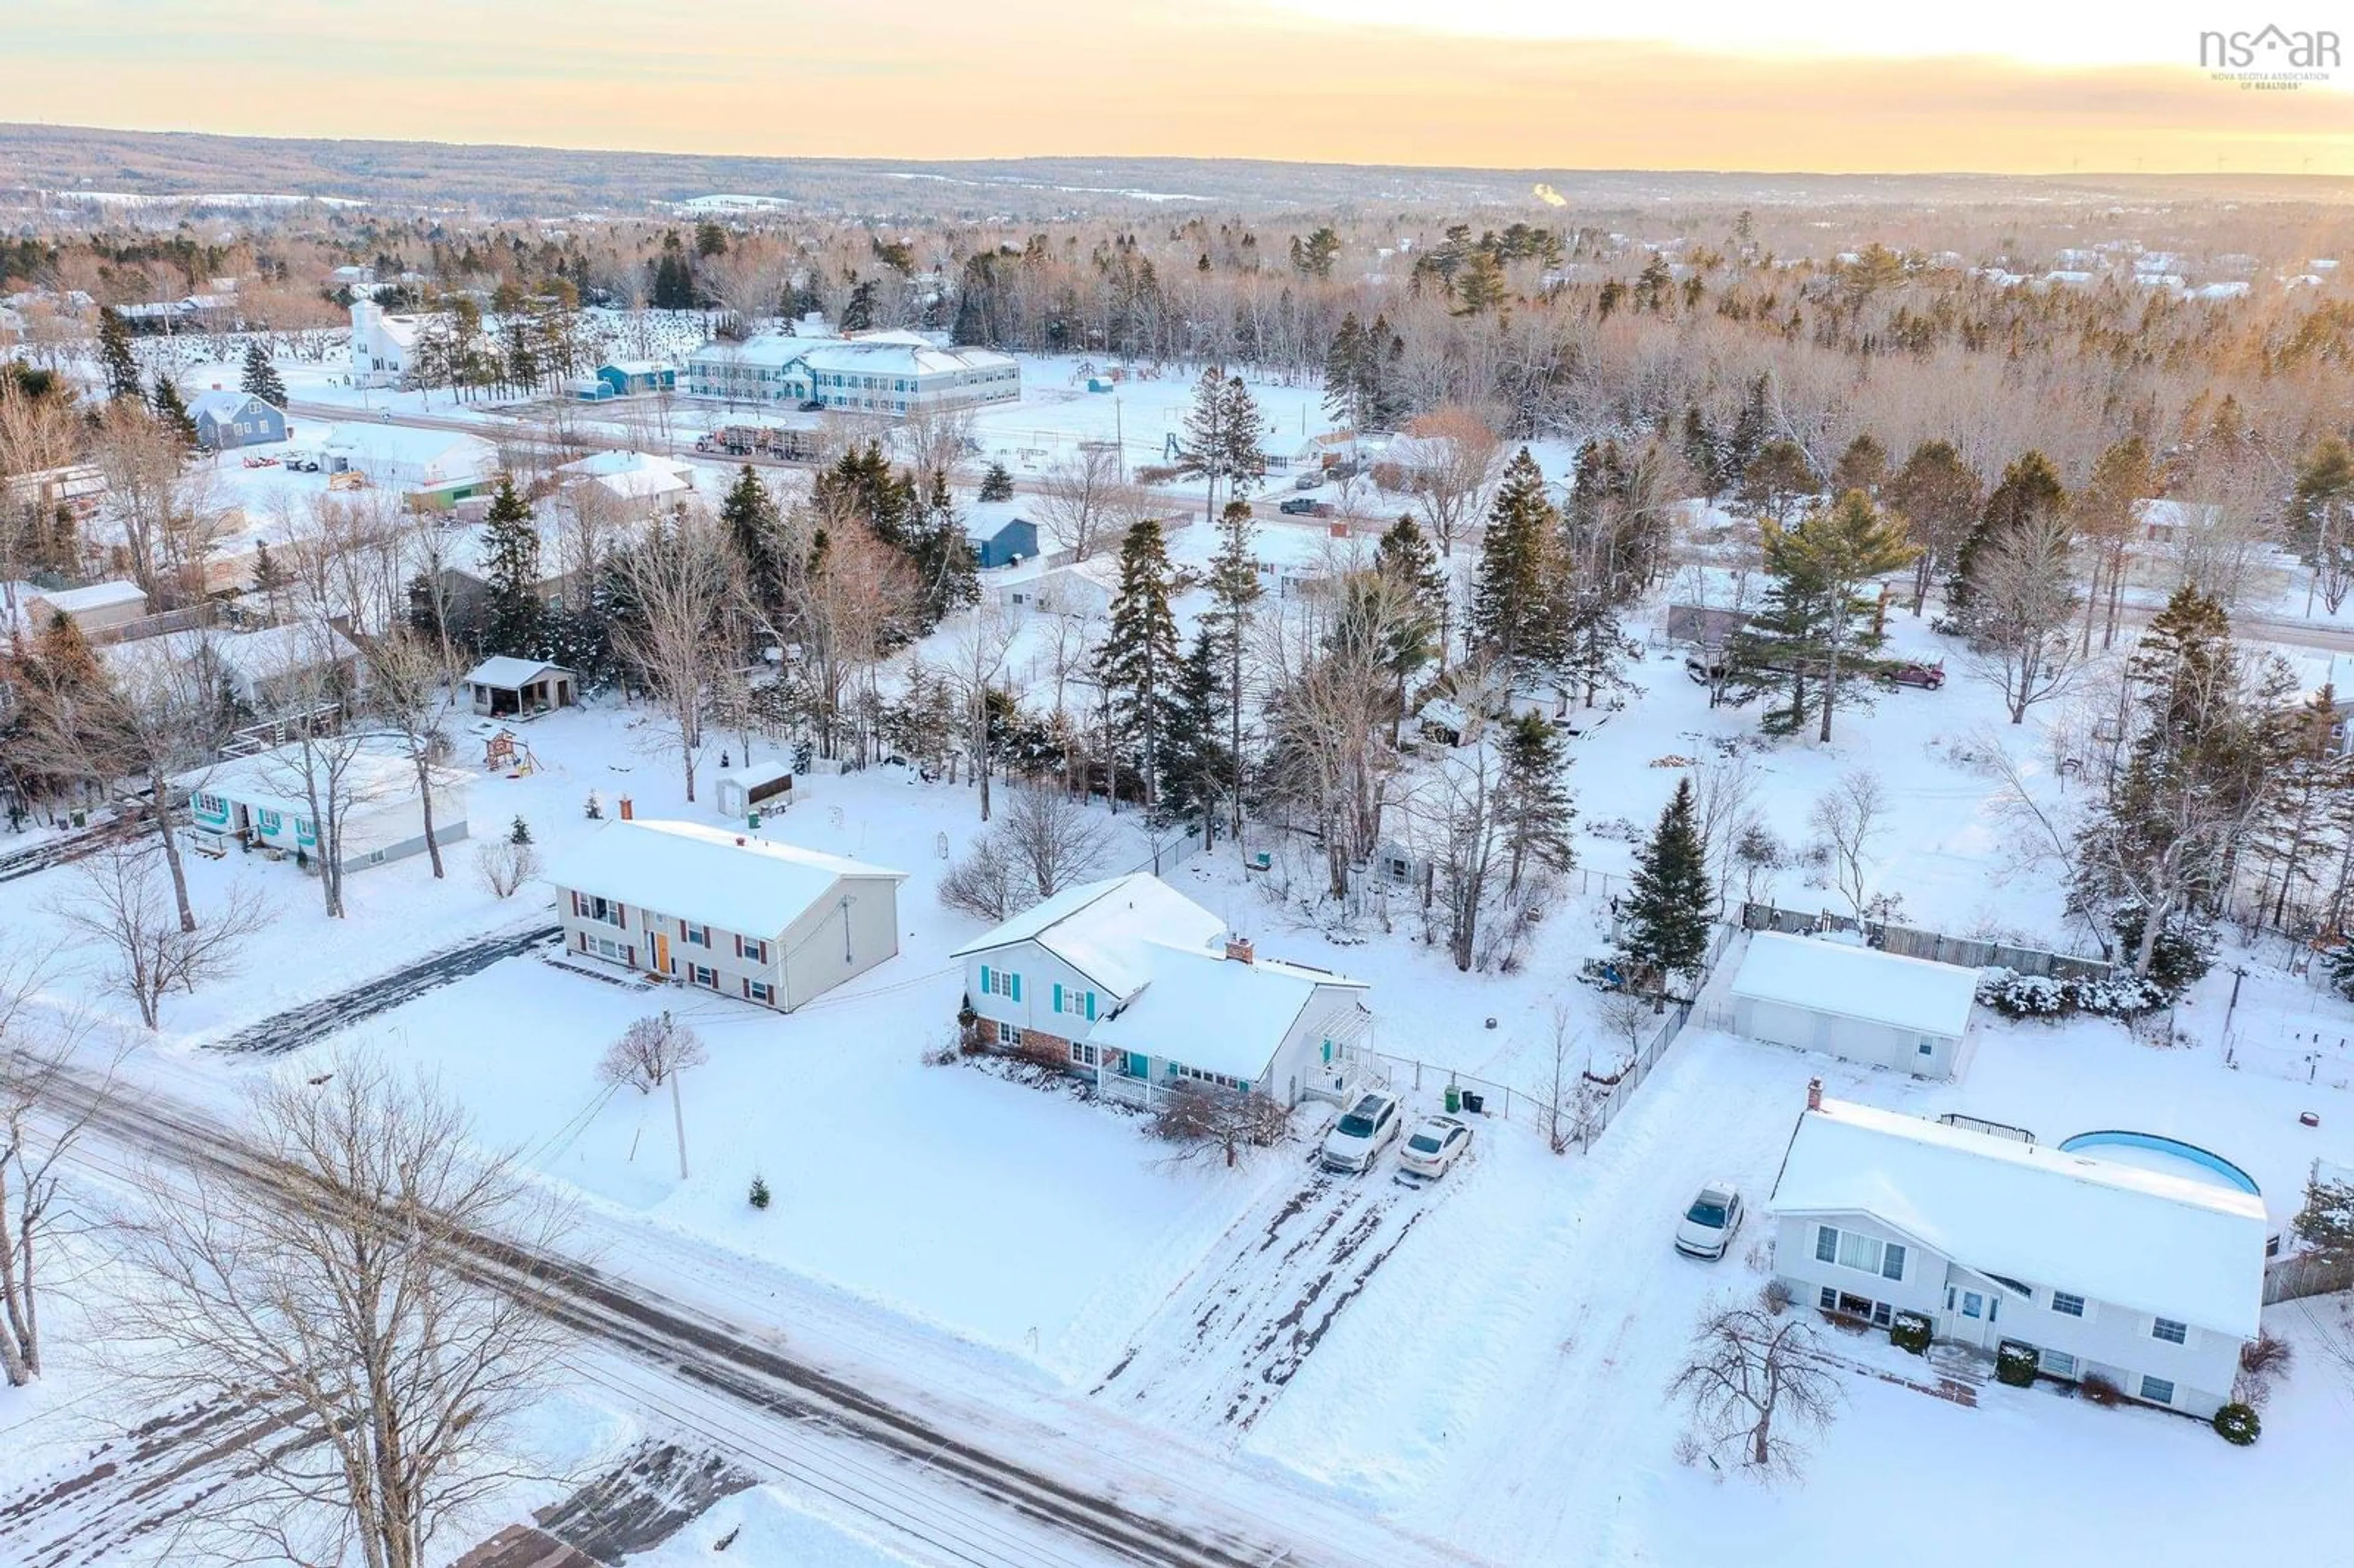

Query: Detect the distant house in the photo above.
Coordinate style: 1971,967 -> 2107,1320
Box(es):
1769,1086 -> 2265,1419
951,872 -> 1373,1108
109,624 -> 364,715
999,557 -> 1119,619
967,517 -> 1038,569
187,389 -> 287,451
1,463 -> 107,522
1665,603 -> 1753,649
1727,932 -> 1979,1079
316,424 -> 498,509
27,580 -> 147,636
556,449 -> 693,508
463,657 -> 576,718
183,741 -> 469,872
596,360 -> 677,397
348,300 -> 438,389
549,817 -> 907,1011
685,328 -> 1019,417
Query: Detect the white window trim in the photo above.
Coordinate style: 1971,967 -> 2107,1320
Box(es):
2151,1316 -> 2188,1345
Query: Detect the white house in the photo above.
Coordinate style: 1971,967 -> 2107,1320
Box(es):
998,557 -> 1120,620
548,817 -> 906,1011
557,449 -> 694,508
1728,932 -> 1978,1079
349,300 -> 435,389
685,329 -> 1019,417
318,425 -> 498,497
1769,1088 -> 2266,1418
106,625 -> 365,715
951,872 -> 1373,1108
183,742 -> 470,872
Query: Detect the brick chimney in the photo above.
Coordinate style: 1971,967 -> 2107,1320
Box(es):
1806,1077 -> 1823,1113
618,796 -> 633,821
1225,936 -> 1255,965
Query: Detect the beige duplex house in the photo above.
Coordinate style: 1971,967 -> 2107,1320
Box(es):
549,818 -> 905,1011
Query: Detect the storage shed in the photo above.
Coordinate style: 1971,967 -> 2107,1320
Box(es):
1728,932 -> 1979,1079
714,758 -> 794,821
463,657 -> 576,718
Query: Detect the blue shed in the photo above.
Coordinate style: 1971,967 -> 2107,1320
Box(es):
186,390 -> 288,451
968,517 -> 1039,569
596,360 -> 678,397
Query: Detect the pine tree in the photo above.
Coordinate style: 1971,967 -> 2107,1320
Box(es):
978,462 -> 1015,503
840,278 -> 877,332
1471,448 -> 1560,682
1203,500 -> 1263,841
1949,450 -> 2065,624
1498,712 -> 1576,894
481,477 -> 544,655
509,814 -> 533,845
1361,314 -> 1406,430
1374,515 -> 1445,732
1099,520 -> 1182,807
1162,628 -> 1234,850
1734,492 -> 1916,742
150,375 -> 197,450
250,539 -> 289,611
238,340 -> 288,407
1178,368 -> 1266,524
1623,777 -> 1712,994
1322,313 -> 1366,428
720,465 -> 785,616
1831,432 -> 1887,498
97,306 -> 141,402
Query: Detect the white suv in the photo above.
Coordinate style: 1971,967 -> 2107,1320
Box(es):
1320,1091 -> 1403,1174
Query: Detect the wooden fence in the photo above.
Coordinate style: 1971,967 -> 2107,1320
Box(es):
1738,902 -> 2113,982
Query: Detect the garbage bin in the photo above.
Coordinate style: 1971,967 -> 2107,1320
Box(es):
747,809 -> 762,829
1444,1084 -> 1461,1114
1462,1090 -> 1485,1115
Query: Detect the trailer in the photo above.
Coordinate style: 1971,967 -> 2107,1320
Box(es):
696,424 -> 823,463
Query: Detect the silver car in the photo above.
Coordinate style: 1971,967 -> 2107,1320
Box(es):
1320,1092 -> 1403,1174
1398,1114 -> 1472,1179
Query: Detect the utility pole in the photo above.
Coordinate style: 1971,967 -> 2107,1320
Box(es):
671,1066 -> 690,1181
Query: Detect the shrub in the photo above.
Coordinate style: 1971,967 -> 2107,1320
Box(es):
2079,1372 -> 2124,1407
2211,1401 -> 2260,1445
1758,1279 -> 1792,1316
1976,967 -> 2167,1023
748,1173 -> 772,1211
2239,1331 -> 2295,1379
1995,1342 -> 2040,1388
1888,1312 -> 1932,1355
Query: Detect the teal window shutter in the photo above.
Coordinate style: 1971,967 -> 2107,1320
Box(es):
1052,982 -> 1063,1013
1085,991 -> 1097,1021
1010,973 -> 1021,1002
981,964 -> 992,994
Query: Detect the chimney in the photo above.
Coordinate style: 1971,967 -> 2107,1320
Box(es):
618,796 -> 633,821
1805,1077 -> 1823,1113
1225,936 -> 1255,965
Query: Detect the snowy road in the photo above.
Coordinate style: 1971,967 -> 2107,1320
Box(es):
33,1066 -> 1496,1568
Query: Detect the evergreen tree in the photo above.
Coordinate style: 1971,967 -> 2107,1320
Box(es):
720,465 -> 786,617
1831,432 -> 1888,498
1949,450 -> 2065,624
1178,368 -> 1267,525
1732,492 -> 1915,742
1098,520 -> 1182,807
1622,777 -> 1712,994
978,462 -> 1015,503
150,375 -> 198,450
1680,405 -> 1724,498
2292,438 -> 2354,614
1470,448 -> 1560,682
1161,628 -> 1234,850
1360,313 -> 1406,431
481,477 -> 544,655
1497,712 -> 1576,894
97,306 -> 141,402
1724,375 -> 1772,485
1322,313 -> 1367,428
1373,515 -> 1446,731
840,278 -> 877,332
250,539 -> 289,610
238,340 -> 288,407
1885,438 -> 1983,614
1203,500 -> 1263,841
1735,439 -> 1816,528
509,814 -> 533,845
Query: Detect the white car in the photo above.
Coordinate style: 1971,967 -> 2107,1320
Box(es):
1320,1091 -> 1403,1174
1674,1182 -> 1745,1260
1397,1114 -> 1473,1179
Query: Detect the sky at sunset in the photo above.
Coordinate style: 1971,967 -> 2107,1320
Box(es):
6,0 -> 2349,174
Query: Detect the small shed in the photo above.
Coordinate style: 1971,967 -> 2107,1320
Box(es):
1729,932 -> 1979,1079
28,579 -> 147,634
463,657 -> 577,718
714,758 -> 794,821
969,517 -> 1040,569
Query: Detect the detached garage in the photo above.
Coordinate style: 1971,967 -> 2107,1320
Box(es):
1728,932 -> 1978,1079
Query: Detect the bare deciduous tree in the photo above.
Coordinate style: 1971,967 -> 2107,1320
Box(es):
1962,509 -> 2084,724
946,605 -> 1018,821
615,507 -> 733,801
596,1011 -> 709,1094
474,835 -> 541,899
52,839 -> 271,1029
1807,768 -> 1888,923
112,1051 -> 571,1568
939,832 -> 1023,922
1034,444 -> 1146,561
997,785 -> 1113,902
1668,1300 -> 1842,1479
363,631 -> 463,880
0,957 -> 113,1387
1149,1080 -> 1291,1168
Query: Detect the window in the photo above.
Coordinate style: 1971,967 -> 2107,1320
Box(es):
2152,1317 -> 2188,1345
1070,1041 -> 1098,1068
691,964 -> 718,989
996,1020 -> 1017,1046
1819,1285 -> 1838,1312
981,967 -> 1020,1000
586,895 -> 625,927
1917,1040 -> 1935,1056
1836,1230 -> 1883,1276
742,938 -> 769,964
1961,1292 -> 1984,1320
367,849 -> 386,866
1881,1243 -> 1906,1281
1815,1226 -> 1838,1264
2139,1376 -> 2174,1405
683,923 -> 710,948
590,935 -> 628,964
748,980 -> 774,1005
2040,1348 -> 2076,1377
2050,1292 -> 2085,1318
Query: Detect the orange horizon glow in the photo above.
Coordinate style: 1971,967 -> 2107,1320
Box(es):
7,1 -> 2351,178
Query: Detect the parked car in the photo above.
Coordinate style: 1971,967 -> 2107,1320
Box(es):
1674,1181 -> 1745,1259
1279,497 -> 1336,517
1320,1091 -> 1403,1173
1882,660 -> 1946,690
1294,471 -> 1325,490
1398,1114 -> 1473,1179
799,399 -> 827,413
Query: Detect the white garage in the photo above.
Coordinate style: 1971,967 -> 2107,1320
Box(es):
1727,932 -> 1979,1079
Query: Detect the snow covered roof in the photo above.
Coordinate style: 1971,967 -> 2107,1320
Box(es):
1090,944 -> 1366,1082
320,424 -> 497,475
464,656 -> 571,690
32,579 -> 145,615
557,449 -> 693,501
687,329 -> 1015,379
950,872 -> 1227,998
1731,933 -> 1978,1039
1772,1099 -> 2268,1338
180,741 -> 465,821
213,624 -> 360,685
187,389 -> 274,421
548,820 -> 906,937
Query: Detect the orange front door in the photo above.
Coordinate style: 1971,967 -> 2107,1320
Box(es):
654,934 -> 671,975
